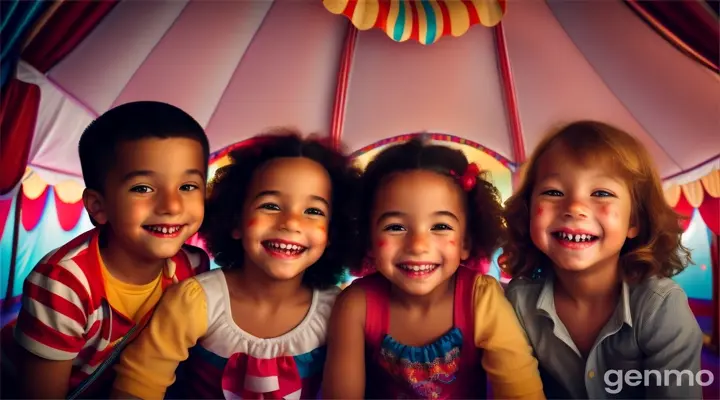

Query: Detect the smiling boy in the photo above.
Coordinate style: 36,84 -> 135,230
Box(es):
1,101 -> 210,398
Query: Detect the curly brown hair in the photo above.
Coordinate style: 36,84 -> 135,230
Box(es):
502,120 -> 691,282
199,128 -> 358,289
348,137 -> 506,274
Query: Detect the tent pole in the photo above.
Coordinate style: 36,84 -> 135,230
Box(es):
493,21 -> 525,170
3,185 -> 23,312
330,24 -> 358,150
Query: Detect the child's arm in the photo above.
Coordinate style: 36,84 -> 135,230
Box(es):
473,276 -> 546,400
111,278 -> 208,399
321,285 -> 367,399
639,285 -> 704,399
13,263 -> 91,398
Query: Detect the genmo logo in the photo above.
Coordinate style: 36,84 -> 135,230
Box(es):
604,369 -> 715,394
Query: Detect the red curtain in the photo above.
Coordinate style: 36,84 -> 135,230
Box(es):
0,79 -> 40,195
699,195 -> 720,235
21,1 -> 119,73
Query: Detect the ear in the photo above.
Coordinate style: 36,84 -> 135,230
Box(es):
460,236 -> 471,260
83,188 -> 108,225
627,225 -> 639,239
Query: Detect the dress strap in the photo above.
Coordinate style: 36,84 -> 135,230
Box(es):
453,267 -> 479,352
350,273 -> 390,351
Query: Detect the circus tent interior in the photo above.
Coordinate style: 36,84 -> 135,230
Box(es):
1,0 -> 719,388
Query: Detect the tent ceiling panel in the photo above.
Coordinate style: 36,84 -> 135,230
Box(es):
342,27 -> 513,158
204,1 -> 349,151
502,1 -> 674,172
111,0 -> 274,128
548,0 -> 720,175
48,0 -> 190,114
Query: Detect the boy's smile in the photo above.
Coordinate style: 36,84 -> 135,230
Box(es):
530,144 -> 638,274
84,137 -> 206,280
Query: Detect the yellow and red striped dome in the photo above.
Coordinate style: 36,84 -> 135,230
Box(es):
323,0 -> 506,45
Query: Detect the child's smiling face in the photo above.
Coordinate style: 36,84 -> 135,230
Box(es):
86,137 -> 207,261
233,157 -> 331,281
529,143 -> 638,274
369,170 -> 470,297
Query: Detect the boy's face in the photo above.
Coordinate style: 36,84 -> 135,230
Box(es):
84,137 -> 206,261
529,143 -> 638,274
233,157 -> 331,281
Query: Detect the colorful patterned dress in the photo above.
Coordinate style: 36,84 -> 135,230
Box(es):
352,267 -> 487,399
113,269 -> 339,399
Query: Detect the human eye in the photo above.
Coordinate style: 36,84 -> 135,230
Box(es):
431,223 -> 454,231
382,224 -> 406,232
130,185 -> 153,194
305,207 -> 326,216
258,203 -> 280,211
592,190 -> 616,198
540,189 -> 563,197
180,184 -> 199,192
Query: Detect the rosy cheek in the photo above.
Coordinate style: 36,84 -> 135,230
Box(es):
535,207 -> 544,217
448,240 -> 456,247
377,239 -> 387,249
246,218 -> 258,229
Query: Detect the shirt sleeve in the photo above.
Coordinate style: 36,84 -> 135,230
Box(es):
14,262 -> 91,361
473,275 -> 545,400
113,277 -> 209,400
638,286 -> 704,399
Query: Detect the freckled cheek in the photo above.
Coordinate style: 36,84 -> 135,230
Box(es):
313,223 -> 329,245
599,204 -> 621,220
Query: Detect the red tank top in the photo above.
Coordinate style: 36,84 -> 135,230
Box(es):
352,267 -> 487,399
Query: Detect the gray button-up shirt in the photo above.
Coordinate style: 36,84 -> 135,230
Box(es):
506,275 -> 705,399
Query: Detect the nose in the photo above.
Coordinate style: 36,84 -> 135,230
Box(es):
156,189 -> 182,215
405,231 -> 430,255
563,197 -> 589,219
279,210 -> 301,232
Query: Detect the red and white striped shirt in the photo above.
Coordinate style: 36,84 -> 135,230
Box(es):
6,228 -> 209,396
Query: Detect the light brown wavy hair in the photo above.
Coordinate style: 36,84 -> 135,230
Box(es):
502,120 -> 691,282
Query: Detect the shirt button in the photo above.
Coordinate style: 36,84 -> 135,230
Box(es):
588,370 -> 596,379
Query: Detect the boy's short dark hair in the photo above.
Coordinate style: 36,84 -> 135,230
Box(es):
78,101 -> 210,192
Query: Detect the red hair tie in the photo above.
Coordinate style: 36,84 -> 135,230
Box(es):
450,162 -> 480,191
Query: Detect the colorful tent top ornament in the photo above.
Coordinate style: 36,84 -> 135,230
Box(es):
323,0 -> 506,45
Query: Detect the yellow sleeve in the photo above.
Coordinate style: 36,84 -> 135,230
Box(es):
113,278 -> 208,400
473,275 -> 545,400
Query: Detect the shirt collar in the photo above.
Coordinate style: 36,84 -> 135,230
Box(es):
536,273 -> 633,328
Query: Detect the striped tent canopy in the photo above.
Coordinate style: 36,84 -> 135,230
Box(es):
323,0 -> 506,45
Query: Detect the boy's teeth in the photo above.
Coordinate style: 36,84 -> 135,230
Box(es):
399,264 -> 436,271
555,232 -> 596,242
147,225 -> 180,234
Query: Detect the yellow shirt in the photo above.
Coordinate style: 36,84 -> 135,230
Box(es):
113,278 -> 209,399
100,258 -> 164,323
471,275 -> 544,399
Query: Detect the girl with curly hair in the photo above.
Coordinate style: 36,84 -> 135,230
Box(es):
322,138 -> 544,399
503,121 -> 703,399
112,129 -> 356,399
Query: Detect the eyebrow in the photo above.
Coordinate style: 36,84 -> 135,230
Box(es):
254,190 -> 330,208
376,210 -> 460,226
122,169 -> 205,182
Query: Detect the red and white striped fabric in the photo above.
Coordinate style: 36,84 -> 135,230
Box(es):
3,227 -> 209,395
